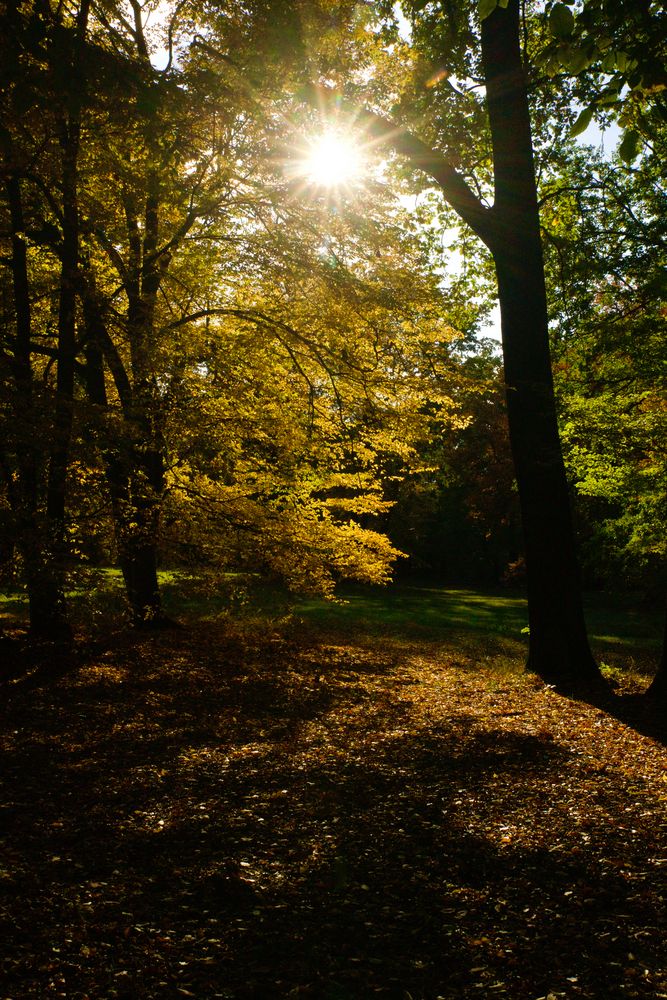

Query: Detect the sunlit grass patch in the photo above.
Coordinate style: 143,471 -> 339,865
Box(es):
0,590 -> 27,618
0,570 -> 661,688
294,583 -> 530,639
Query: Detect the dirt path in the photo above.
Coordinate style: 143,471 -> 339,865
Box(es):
1,623 -> 666,998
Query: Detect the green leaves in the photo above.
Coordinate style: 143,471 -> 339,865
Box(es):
618,130 -> 641,163
570,107 -> 593,138
549,3 -> 575,39
601,51 -> 634,75
596,82 -> 622,106
478,0 -> 509,20
568,98 -> 642,157
478,0 -> 497,21
560,46 -> 593,75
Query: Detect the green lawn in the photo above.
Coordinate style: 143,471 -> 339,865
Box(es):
2,571 -> 662,668
293,581 -> 661,653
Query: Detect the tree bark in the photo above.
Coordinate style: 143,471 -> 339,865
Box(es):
4,174 -> 71,640
46,0 -> 90,564
81,286 -> 167,627
121,180 -> 171,626
479,1 -> 603,690
646,598 -> 667,699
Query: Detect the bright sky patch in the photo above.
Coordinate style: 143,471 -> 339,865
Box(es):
301,131 -> 363,188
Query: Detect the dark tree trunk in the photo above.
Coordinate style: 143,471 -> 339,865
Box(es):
23,554 -> 70,640
46,0 -> 90,578
119,542 -> 163,626
116,159 -> 172,627
646,599 -> 667,700
46,130 -> 79,556
4,174 -> 71,641
81,287 -> 167,627
118,432 -> 168,626
480,1 -> 603,692
494,258 -> 600,688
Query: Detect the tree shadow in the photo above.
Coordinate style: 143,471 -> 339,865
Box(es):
566,684 -> 667,747
2,668 -> 665,1000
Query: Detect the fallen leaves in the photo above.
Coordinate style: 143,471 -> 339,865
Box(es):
0,621 -> 666,998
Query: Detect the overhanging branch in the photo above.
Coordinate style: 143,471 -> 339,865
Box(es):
301,84 -> 495,250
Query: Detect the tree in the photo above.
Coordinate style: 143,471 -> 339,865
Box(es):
306,0 -> 606,691
541,138 -> 667,696
537,0 -> 667,162
0,0 -> 93,640
75,2 -> 463,616
0,0 -> 467,629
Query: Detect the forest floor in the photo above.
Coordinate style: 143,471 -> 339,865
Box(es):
1,607 -> 666,999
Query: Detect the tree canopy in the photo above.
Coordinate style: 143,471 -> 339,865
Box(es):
0,0 -> 664,695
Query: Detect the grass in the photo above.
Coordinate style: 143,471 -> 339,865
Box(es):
295,584 -> 530,638
1,570 -> 662,678
292,582 -> 662,676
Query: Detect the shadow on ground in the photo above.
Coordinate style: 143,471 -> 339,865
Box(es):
1,624 -> 666,998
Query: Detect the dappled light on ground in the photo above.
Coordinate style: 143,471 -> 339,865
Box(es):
1,623 -> 666,998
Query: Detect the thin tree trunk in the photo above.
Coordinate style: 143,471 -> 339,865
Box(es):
45,0 -> 90,614
119,428 -> 168,625
116,150 -> 172,626
46,129 -> 79,555
4,174 -> 70,639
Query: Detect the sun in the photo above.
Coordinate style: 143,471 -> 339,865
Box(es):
301,131 -> 363,188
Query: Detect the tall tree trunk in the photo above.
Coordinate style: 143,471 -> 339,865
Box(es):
116,147 -> 172,626
480,1 -> 603,691
46,127 -> 79,561
42,0 -> 90,640
81,286 -> 167,626
4,174 -> 70,639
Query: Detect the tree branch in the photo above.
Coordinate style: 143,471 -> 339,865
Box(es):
300,84 -> 495,249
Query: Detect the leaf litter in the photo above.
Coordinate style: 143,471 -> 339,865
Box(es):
0,621 -> 666,998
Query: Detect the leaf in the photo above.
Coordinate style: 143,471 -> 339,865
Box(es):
478,0 -> 498,21
601,52 -> 617,73
549,3 -> 575,39
570,106 -> 593,137
596,85 -> 621,106
561,45 -> 592,75
618,130 -> 640,163
615,51 -> 630,74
